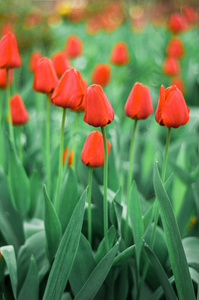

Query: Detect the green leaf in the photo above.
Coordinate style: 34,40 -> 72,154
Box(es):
144,242 -> 177,300
110,187 -> 123,232
113,245 -> 135,266
43,185 -> 62,262
18,256 -> 39,300
58,168 -> 79,232
69,234 -> 97,296
29,170 -> 41,218
183,237 -> 199,273
129,181 -> 144,270
1,246 -> 17,299
153,161 -> 195,300
95,226 -> 117,263
74,240 -> 119,300
8,137 -> 30,217
0,168 -> 24,251
42,188 -> 86,300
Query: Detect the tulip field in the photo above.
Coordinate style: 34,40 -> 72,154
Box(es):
0,1 -> 199,299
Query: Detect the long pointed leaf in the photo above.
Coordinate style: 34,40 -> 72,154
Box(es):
42,188 -> 86,300
153,162 -> 195,300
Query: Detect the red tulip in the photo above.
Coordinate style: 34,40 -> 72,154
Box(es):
125,82 -> 153,120
182,6 -> 197,24
62,146 -> 73,167
110,42 -> 129,65
33,57 -> 58,94
162,57 -> 181,77
52,51 -> 71,78
29,50 -> 42,73
0,32 -> 22,69
155,85 -> 190,128
65,35 -> 83,58
81,130 -> 111,167
71,78 -> 87,112
0,69 -> 13,89
51,68 -> 85,109
83,84 -> 114,127
91,63 -> 111,87
166,37 -> 185,59
170,77 -> 185,95
10,94 -> 29,125
167,13 -> 187,34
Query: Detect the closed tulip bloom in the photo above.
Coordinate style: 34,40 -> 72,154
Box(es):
125,82 -> 153,120
51,68 -> 85,109
71,78 -> 87,112
0,69 -> 13,89
52,51 -> 71,78
81,130 -> 111,167
0,32 -> 22,69
167,13 -> 187,34
10,94 -> 29,125
33,57 -> 58,94
182,6 -> 197,24
170,77 -> 185,95
62,146 -> 73,167
91,63 -> 111,87
29,50 -> 42,73
65,35 -> 83,58
84,84 -> 114,127
162,57 -> 181,77
166,37 -> 184,59
155,85 -> 190,128
110,42 -> 129,65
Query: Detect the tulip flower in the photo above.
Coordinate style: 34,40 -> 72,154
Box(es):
162,57 -> 181,77
91,63 -> 111,87
81,130 -> 111,245
52,51 -> 71,78
10,94 -> 29,126
170,77 -> 185,95
0,31 -> 22,69
84,84 -> 114,127
0,69 -> 13,89
182,5 -> 197,24
166,37 -> 185,59
33,57 -> 58,94
29,50 -> 42,73
155,85 -> 190,128
125,82 -> 153,120
51,68 -> 85,109
110,41 -> 129,65
70,78 -> 87,112
65,35 -> 83,58
62,146 -> 73,167
167,13 -> 187,34
124,82 -> 153,243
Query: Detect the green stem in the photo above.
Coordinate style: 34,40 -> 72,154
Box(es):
125,118 -> 138,243
101,126 -> 109,251
6,69 -> 14,144
139,127 -> 172,294
0,90 -> 3,124
46,95 -> 51,197
54,108 -> 66,211
17,126 -> 23,164
72,112 -> 79,170
88,167 -> 93,246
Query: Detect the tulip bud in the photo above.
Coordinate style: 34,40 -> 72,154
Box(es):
65,35 -> 83,58
0,32 -> 22,69
0,69 -> 13,89
91,63 -> 111,87
52,51 -> 71,78
110,42 -> 129,65
10,94 -> 29,125
162,57 -> 181,77
29,50 -> 42,73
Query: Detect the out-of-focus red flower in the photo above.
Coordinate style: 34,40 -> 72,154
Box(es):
155,85 -> 190,128
62,146 -> 73,167
33,57 -> 58,94
182,6 -> 197,24
125,82 -> 153,120
0,69 -> 13,89
167,13 -> 187,34
52,51 -> 71,78
65,35 -> 83,58
81,130 -> 111,168
91,63 -> 111,87
162,57 -> 181,77
86,18 -> 101,35
110,42 -> 129,65
51,68 -> 85,109
10,94 -> 29,125
84,84 -> 114,127
1,24 -> 13,36
166,37 -> 185,59
71,78 -> 87,112
170,77 -> 185,95
29,50 -> 42,73
24,11 -> 42,29
0,32 -> 22,69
